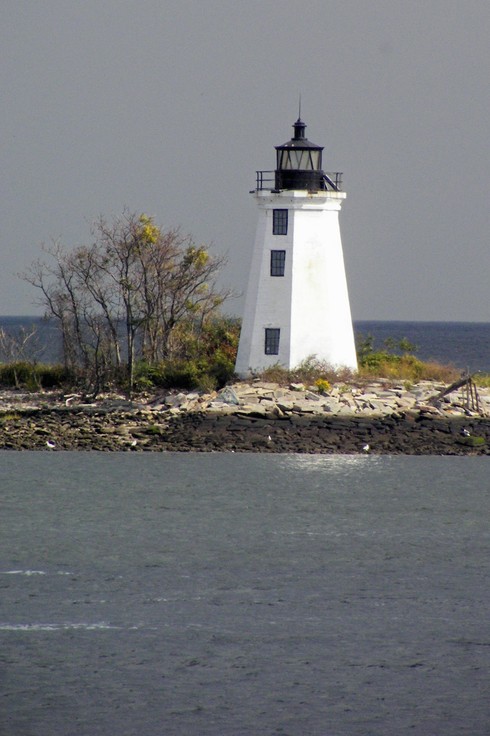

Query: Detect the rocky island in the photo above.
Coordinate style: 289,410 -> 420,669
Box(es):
0,379 -> 489,454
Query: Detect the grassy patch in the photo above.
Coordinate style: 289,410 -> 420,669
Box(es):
0,412 -> 21,424
474,373 -> 490,388
145,424 -> 165,436
0,362 -> 70,390
456,435 -> 486,448
358,354 -> 460,383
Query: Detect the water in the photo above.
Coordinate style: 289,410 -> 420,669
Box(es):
355,320 -> 490,373
1,452 -> 489,735
2,316 -> 490,371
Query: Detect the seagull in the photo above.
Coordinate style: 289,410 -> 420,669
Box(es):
130,439 -> 138,447
461,428 -> 471,437
362,443 -> 370,453
46,440 -> 56,450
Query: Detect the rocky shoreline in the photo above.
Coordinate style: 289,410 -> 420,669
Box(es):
1,379 -> 489,454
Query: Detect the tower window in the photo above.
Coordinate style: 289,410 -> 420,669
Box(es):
270,250 -> 286,277
265,328 -> 280,355
272,209 -> 288,235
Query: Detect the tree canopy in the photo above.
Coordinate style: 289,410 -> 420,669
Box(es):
23,211 -> 232,395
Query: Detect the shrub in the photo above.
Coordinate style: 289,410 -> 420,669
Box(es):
256,357 -> 355,387
315,378 -> 331,394
0,362 -> 70,390
133,353 -> 236,393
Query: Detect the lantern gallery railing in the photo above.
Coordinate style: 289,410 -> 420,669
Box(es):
254,170 -> 343,192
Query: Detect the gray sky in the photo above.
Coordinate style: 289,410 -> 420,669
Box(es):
2,0 -> 489,321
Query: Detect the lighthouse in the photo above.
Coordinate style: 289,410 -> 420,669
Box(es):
235,116 -> 358,376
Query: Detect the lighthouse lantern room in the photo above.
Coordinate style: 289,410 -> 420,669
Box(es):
235,116 -> 358,376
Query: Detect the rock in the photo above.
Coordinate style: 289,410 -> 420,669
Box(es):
0,381 -> 489,454
416,404 -> 441,415
164,392 -> 188,408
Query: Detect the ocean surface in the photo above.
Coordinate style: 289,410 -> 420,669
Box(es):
1,316 -> 490,372
356,320 -> 490,374
1,452 -> 489,735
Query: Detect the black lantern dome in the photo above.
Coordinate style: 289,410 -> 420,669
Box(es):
275,117 -> 325,191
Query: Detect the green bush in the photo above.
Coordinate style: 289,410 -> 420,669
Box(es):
0,362 -> 70,390
133,349 -> 236,392
160,360 -> 205,390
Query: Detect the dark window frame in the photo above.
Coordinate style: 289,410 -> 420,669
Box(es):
272,209 -> 288,235
270,249 -> 286,277
265,328 -> 280,355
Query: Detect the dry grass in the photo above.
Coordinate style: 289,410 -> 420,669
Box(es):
358,357 -> 460,383
256,358 -> 356,387
474,372 -> 490,388
252,355 -> 462,388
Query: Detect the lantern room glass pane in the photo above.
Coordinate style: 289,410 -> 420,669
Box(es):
277,148 -> 321,170
291,150 -> 302,168
299,151 -> 310,169
310,150 -> 321,169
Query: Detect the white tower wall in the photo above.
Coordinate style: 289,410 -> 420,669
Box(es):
235,188 -> 358,376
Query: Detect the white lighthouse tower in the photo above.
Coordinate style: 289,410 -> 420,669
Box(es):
235,116 -> 358,376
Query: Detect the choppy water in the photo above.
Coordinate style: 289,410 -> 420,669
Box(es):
1,452 -> 489,735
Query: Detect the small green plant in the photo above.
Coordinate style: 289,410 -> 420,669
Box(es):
145,424 -> 164,436
133,374 -> 154,392
0,412 -> 20,424
456,435 -> 486,448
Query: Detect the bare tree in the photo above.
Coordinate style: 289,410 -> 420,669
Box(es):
22,211 -> 231,396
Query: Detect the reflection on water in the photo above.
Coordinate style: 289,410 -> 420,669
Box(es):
277,453 -> 380,474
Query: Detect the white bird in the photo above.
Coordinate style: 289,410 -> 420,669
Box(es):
130,439 -> 137,447
462,428 -> 471,437
362,443 -> 370,453
46,440 -> 56,450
